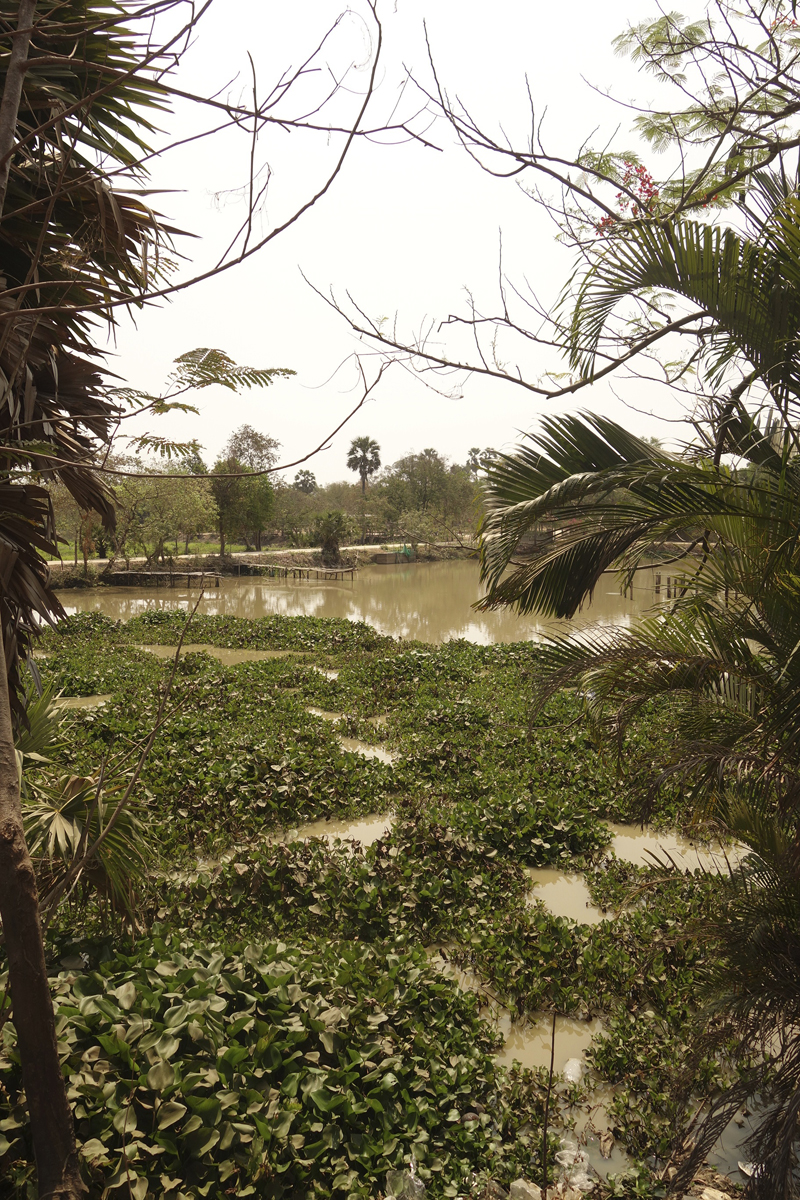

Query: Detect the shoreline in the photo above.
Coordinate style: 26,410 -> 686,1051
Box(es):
49,542 -> 475,589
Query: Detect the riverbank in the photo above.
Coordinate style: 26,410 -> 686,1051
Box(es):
0,609 -> 746,1199
48,542 -> 475,589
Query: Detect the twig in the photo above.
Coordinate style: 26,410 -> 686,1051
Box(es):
541,1009 -> 557,1198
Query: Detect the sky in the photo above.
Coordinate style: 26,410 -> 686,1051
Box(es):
108,0 -> 691,484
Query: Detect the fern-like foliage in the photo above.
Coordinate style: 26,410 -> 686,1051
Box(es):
169,349 -> 295,393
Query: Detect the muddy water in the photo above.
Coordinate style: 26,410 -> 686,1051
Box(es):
200,814 -> 395,869
54,694 -> 111,710
307,706 -> 342,721
60,562 -> 747,1176
338,738 -> 397,764
525,827 -> 744,929
526,869 -> 606,924
429,949 -> 601,1069
608,823 -> 744,872
59,559 -> 670,645
289,815 -> 394,846
495,1012 -> 604,1074
305,708 -> 398,764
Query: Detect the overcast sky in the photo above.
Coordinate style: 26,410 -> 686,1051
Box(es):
109,0 -> 691,483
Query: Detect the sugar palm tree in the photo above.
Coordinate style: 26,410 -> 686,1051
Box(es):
347,435 -> 381,494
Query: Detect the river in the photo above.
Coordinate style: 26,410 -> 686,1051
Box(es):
59,557 -> 676,643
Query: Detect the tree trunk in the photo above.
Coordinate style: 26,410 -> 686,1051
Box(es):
0,637 -> 84,1198
219,521 -> 226,557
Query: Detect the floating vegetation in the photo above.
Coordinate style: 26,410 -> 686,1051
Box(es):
2,612 -> 746,1197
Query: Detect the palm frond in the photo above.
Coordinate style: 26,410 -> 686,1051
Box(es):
566,212 -> 800,407
23,773 -> 149,918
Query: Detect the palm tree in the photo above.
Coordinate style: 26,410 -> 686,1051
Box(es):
475,174 -> 800,1193
0,7 -> 174,1196
315,510 -> 349,563
347,435 -> 381,494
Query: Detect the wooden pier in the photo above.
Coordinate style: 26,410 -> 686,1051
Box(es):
288,565 -> 357,581
108,570 -> 221,588
51,560 -> 357,586
261,564 -> 357,581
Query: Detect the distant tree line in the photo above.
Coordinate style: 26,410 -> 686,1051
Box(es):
47,431 -> 494,565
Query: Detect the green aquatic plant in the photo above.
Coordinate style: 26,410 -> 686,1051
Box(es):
0,936 -> 556,1198
24,612 -> 738,1186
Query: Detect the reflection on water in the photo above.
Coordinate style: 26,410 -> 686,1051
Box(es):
59,559 -> 669,645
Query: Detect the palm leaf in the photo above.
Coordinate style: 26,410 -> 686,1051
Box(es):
567,213 -> 800,407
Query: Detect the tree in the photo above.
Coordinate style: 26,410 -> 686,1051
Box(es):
112,466 -> 218,562
293,469 -> 317,493
315,510 -> 351,563
383,448 -> 447,516
0,2 -> 401,1196
211,426 -> 279,553
239,474 -> 276,551
326,3 -> 800,440
347,435 -> 381,494
481,407 -> 800,1194
469,171 -> 800,1192
224,425 -> 281,475
48,483 -> 83,567
272,478 -> 315,543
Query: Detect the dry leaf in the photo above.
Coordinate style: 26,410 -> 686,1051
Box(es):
599,1129 -> 614,1159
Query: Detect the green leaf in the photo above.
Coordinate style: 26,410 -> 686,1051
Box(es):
156,1101 -> 187,1130
147,1060 -> 175,1091
181,1126 -> 220,1158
